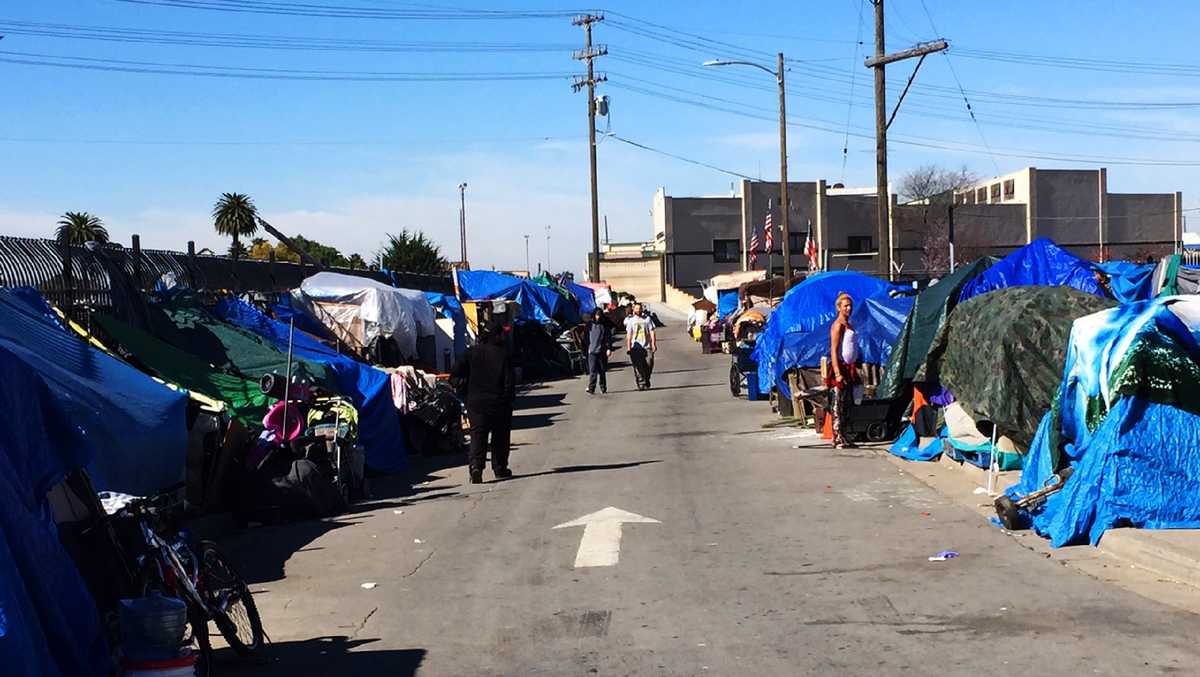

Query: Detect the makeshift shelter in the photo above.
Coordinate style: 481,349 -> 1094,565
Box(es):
930,286 -> 1117,447
877,258 -> 993,400
769,293 -> 912,395
456,270 -> 569,324
93,312 -> 271,425
214,298 -> 412,473
565,281 -> 598,315
292,272 -> 437,360
577,281 -> 613,307
1011,296 -> 1200,546
424,291 -> 468,363
956,238 -> 1105,303
704,270 -> 766,320
0,344 -> 109,677
531,273 -> 583,325
753,271 -> 901,394
738,276 -> 789,308
1151,255 -> 1200,296
1098,260 -> 1155,304
0,288 -> 187,496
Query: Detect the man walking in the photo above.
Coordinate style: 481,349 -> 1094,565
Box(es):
452,322 -> 516,483
586,308 -> 612,395
624,302 -> 657,391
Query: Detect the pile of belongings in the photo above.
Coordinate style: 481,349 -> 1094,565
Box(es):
1006,296 -> 1200,546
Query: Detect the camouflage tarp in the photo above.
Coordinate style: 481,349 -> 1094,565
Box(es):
931,286 -> 1116,446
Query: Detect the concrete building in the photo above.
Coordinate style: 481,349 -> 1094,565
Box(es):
641,167 -> 1183,293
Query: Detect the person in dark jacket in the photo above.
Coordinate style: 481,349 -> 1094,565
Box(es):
585,308 -> 613,394
452,323 -> 516,483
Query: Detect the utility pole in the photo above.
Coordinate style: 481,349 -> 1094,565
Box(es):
865,0 -> 947,278
776,52 -> 791,283
545,225 -> 552,272
524,234 -> 530,274
458,182 -> 468,268
572,13 -> 606,282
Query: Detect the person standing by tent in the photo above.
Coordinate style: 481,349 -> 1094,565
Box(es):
586,308 -> 612,395
452,322 -> 516,483
827,292 -> 860,449
625,302 -> 657,390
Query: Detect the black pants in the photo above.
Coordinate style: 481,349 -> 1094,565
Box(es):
629,344 -> 654,388
587,352 -> 608,392
467,407 -> 512,474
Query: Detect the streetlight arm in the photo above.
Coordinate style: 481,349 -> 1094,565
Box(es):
703,59 -> 777,78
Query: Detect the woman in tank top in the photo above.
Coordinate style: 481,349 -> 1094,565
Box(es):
826,292 -> 860,448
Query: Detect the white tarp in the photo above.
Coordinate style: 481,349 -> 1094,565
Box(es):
293,272 -> 436,358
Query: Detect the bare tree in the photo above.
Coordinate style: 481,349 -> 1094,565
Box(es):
898,163 -> 978,204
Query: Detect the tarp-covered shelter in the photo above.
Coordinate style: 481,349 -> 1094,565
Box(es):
456,270 -> 571,324
565,281 -> 597,316
770,294 -> 912,394
1098,260 -> 1155,304
753,271 -> 901,394
0,343 -> 109,677
877,258 -> 993,400
931,286 -> 1117,447
956,238 -> 1105,303
1152,255 -> 1200,297
1011,296 -> 1200,545
214,297 -> 411,473
577,281 -> 613,308
424,291 -> 468,360
0,288 -> 187,496
293,272 -> 437,359
704,271 -> 766,320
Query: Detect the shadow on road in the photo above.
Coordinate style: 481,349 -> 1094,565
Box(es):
216,637 -> 425,676
500,460 -> 662,482
606,382 -> 723,394
515,392 -> 568,410
512,411 -> 562,430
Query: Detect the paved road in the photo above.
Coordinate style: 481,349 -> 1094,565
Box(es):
220,307 -> 1200,676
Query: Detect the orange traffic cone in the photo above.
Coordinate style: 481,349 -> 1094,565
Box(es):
821,412 -> 833,440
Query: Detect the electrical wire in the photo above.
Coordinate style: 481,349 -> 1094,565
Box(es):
606,133 -> 759,180
840,0 -> 866,182
111,0 -> 581,20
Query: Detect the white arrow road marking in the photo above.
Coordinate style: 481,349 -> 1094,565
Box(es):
553,506 -> 661,568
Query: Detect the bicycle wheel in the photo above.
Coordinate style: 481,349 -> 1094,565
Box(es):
198,542 -> 264,656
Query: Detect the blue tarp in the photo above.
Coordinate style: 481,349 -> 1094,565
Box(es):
214,298 -> 410,473
565,282 -> 597,316
271,293 -> 335,341
1011,297 -> 1200,545
1098,261 -> 1155,304
889,424 -> 945,462
0,345 -> 109,677
425,291 -> 468,359
753,271 -> 902,393
957,238 -> 1104,303
771,293 -> 913,395
717,288 -> 740,320
0,288 -> 187,495
456,270 -> 567,323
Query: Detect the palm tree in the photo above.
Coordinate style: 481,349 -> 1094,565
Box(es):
212,192 -> 259,260
55,211 -> 109,245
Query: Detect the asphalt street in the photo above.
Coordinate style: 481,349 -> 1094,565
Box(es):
218,307 -> 1200,676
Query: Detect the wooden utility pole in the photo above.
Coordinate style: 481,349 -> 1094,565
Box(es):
866,0 -> 947,278
776,52 -> 791,283
458,182 -> 468,268
572,14 -> 606,282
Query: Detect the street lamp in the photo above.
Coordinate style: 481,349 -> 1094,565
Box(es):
703,53 -> 791,282
524,234 -> 530,274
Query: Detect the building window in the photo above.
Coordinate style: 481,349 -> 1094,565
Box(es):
976,187 -> 987,203
1003,179 -> 1015,200
847,235 -> 873,259
713,239 -> 740,263
963,191 -> 975,205
990,183 -> 1001,201
788,233 -> 805,253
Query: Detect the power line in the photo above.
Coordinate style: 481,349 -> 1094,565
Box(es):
606,133 -> 759,180
840,0 -> 867,182
110,0 -> 580,20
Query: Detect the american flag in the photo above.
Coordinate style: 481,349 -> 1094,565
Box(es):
748,226 -> 760,267
805,220 -> 819,270
763,209 -> 775,254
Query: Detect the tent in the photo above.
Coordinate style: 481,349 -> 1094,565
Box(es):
1011,297 -> 1200,545
531,273 -> 583,324
0,344 -> 109,677
424,291 -> 468,360
931,286 -> 1117,447
0,288 -> 187,496
93,312 -> 271,426
770,293 -> 912,395
456,270 -> 569,324
1098,260 -> 1155,304
1151,255 -> 1200,296
577,281 -> 613,307
753,271 -> 902,393
565,281 -> 598,316
292,272 -> 437,359
956,238 -> 1105,303
704,271 -> 766,319
877,258 -> 993,400
214,298 -> 411,473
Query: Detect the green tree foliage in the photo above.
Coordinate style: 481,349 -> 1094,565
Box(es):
377,230 -> 447,275
55,211 -> 109,245
347,253 -> 367,269
212,192 -> 259,259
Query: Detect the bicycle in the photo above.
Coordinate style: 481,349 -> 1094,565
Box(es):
112,491 -> 265,675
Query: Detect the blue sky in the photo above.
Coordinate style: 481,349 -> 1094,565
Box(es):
2,1 -> 1198,271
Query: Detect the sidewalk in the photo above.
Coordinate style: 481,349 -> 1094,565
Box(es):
879,445 -> 1200,613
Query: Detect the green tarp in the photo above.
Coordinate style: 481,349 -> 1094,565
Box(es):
878,259 -> 993,399
932,286 -> 1116,446
146,296 -> 335,389
94,313 -> 271,425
